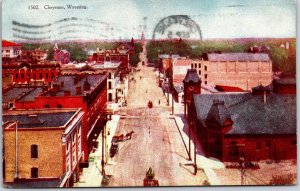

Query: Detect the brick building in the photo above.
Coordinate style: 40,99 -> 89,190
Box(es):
187,89 -> 296,162
2,61 -> 61,85
92,48 -> 130,73
2,40 -> 22,58
14,74 -> 108,162
21,49 -> 47,61
53,44 -> 70,64
192,53 -> 273,90
61,61 -> 128,106
3,109 -> 84,187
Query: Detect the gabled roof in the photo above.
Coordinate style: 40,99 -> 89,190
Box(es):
207,53 -> 270,62
193,93 -> 296,135
2,40 -> 21,47
205,100 -> 232,127
183,69 -> 201,83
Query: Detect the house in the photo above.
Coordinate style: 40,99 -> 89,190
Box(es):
2,40 -> 22,58
53,44 -> 70,64
2,108 -> 84,187
14,74 -> 108,163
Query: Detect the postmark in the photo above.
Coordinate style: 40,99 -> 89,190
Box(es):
152,15 -> 202,40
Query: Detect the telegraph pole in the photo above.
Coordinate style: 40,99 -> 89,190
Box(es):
101,125 -> 105,176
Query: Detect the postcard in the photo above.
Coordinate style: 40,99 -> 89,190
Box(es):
1,0 -> 297,188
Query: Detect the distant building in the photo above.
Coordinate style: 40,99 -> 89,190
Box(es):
192,53 -> 273,90
273,78 -> 296,94
2,61 -> 61,85
3,108 -> 84,187
53,44 -> 70,64
2,40 -> 22,58
21,49 -> 48,61
92,48 -> 130,73
14,74 -> 108,163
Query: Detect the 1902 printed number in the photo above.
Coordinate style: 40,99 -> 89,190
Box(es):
28,5 -> 39,10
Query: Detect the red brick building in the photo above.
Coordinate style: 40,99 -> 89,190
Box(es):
188,92 -> 296,162
92,49 -> 130,73
21,49 -> 47,61
14,74 -> 108,163
3,108 -> 84,187
53,44 -> 70,64
273,78 -> 296,94
2,40 -> 21,58
2,61 -> 61,85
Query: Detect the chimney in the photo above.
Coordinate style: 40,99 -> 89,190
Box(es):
64,91 -> 70,96
76,86 -> 82,95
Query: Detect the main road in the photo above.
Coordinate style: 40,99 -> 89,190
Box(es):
106,63 -> 206,186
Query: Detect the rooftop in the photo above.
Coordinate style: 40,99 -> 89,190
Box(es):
274,78 -> 296,85
193,93 -> 296,135
2,40 -> 21,47
207,53 -> 270,62
2,109 -> 78,128
2,87 -> 33,102
183,69 -> 201,83
17,88 -> 43,102
44,74 -> 106,97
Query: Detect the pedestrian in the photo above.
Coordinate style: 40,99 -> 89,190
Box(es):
158,99 -> 160,105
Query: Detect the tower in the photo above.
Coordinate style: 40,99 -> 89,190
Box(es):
183,69 -> 201,118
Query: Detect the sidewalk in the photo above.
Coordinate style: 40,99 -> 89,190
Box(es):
75,115 -> 120,187
169,93 -> 225,185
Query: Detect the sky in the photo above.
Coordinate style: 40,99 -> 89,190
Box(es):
2,0 -> 296,41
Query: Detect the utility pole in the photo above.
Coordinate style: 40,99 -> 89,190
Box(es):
240,157 -> 246,185
171,94 -> 174,115
194,131 -> 197,175
14,121 -> 19,180
101,125 -> 105,176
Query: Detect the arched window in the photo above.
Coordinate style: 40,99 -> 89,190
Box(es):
108,93 -> 113,102
108,82 -> 112,89
31,144 -> 38,158
108,73 -> 112,79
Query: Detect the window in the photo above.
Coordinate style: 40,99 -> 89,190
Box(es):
204,74 -> 208,79
106,57 -> 110,61
6,50 -> 10,53
108,73 -> 112,79
15,73 -> 18,79
198,70 -> 201,75
256,142 -> 261,150
57,104 -> 62,108
108,82 -> 112,89
44,104 -> 50,108
31,144 -> 38,158
198,63 -> 201,68
191,63 -> 193,68
31,167 -> 38,178
205,81 -> 207,85
46,73 -> 48,79
21,73 -> 24,79
40,73 -> 43,79
204,66 -> 207,71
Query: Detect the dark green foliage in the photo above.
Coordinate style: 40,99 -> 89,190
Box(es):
130,42 -> 143,67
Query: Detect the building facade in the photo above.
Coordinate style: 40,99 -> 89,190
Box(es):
2,40 -> 22,58
53,44 -> 70,64
14,74 -> 108,163
3,109 -> 84,187
2,61 -> 61,85
191,53 -> 273,90
21,49 -> 48,61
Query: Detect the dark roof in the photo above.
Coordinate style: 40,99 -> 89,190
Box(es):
252,84 -> 272,92
2,40 -> 21,47
18,88 -> 43,101
207,53 -> 270,62
193,93 -> 296,135
274,78 -> 296,85
45,74 -> 106,97
2,87 -> 33,102
2,111 -> 76,128
205,100 -> 232,127
183,69 -> 201,83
